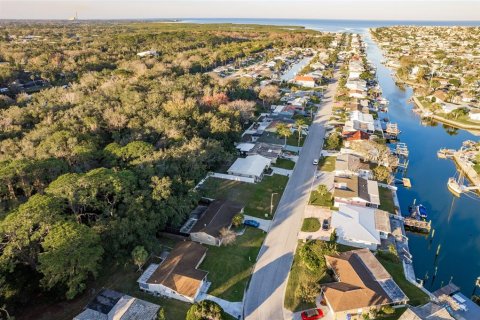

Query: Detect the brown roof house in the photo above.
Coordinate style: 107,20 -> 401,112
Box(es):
137,241 -> 208,303
398,302 -> 454,320
333,176 -> 380,208
321,249 -> 408,319
189,200 -> 244,246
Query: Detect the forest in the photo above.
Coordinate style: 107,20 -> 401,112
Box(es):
0,21 -> 333,316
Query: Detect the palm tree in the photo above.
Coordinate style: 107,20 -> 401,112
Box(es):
276,123 -> 292,146
295,118 -> 306,146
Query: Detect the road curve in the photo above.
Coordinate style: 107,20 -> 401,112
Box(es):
244,70 -> 340,320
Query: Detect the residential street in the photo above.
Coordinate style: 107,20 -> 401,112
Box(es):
244,70 -> 340,320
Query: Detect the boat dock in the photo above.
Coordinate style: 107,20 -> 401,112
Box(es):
453,152 -> 480,189
437,148 -> 455,159
404,217 -> 431,233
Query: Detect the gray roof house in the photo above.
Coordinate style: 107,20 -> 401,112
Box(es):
74,289 -> 160,320
189,200 -> 244,246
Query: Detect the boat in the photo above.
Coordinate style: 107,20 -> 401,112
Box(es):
437,148 -> 455,159
408,199 -> 428,220
448,177 -> 462,197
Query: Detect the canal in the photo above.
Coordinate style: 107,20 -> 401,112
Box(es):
364,32 -> 480,295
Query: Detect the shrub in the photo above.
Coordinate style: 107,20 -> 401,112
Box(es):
382,305 -> 395,315
297,281 -> 321,303
231,213 -> 244,227
186,300 -> 225,320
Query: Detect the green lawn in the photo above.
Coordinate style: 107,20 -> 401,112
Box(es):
274,158 -> 296,170
318,156 -> 336,172
379,186 -> 396,213
286,134 -> 307,147
301,218 -> 321,232
309,190 -> 334,207
376,256 -> 430,306
285,241 -> 335,312
378,307 -> 407,320
200,174 -> 288,219
199,228 -> 265,301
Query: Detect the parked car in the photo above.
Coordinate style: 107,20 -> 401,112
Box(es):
313,158 -> 319,165
244,220 -> 260,228
322,219 -> 330,231
301,308 -> 324,320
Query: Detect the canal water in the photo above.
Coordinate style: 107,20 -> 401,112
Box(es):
189,18 -> 480,296
363,32 -> 480,295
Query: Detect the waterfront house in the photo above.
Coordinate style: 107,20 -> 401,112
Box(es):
468,108 -> 480,121
74,289 -> 160,320
344,130 -> 370,142
343,110 -> 375,134
227,155 -> 272,182
399,302 -> 454,320
189,199 -> 244,246
331,204 -> 391,249
320,249 -> 408,319
334,153 -> 372,179
333,175 -> 380,208
138,241 -> 208,303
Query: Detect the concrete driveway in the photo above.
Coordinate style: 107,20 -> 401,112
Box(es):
244,68 -> 340,320
243,215 -> 272,232
298,206 -> 333,241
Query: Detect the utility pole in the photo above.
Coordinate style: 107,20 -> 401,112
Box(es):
270,192 -> 278,217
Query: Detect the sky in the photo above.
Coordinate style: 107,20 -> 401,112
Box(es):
1,0 -> 480,21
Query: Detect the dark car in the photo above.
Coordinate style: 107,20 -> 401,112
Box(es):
301,308 -> 324,320
244,220 -> 260,228
322,218 -> 330,231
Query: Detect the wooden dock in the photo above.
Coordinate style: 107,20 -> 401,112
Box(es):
404,217 -> 431,233
453,153 -> 480,189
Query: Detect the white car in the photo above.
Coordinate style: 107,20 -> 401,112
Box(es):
313,159 -> 319,165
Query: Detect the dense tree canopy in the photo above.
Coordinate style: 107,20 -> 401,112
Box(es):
0,21 -> 333,315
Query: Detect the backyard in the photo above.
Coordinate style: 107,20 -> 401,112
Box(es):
199,228 -> 265,302
21,237 -> 189,320
376,255 -> 430,306
379,186 -> 396,213
200,174 -> 288,219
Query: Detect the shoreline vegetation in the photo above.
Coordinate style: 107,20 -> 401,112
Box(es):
413,96 -> 480,132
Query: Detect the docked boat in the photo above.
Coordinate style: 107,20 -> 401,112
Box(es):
437,148 -> 455,159
448,177 -> 462,197
408,200 -> 428,220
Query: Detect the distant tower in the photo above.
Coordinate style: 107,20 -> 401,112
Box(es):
68,11 -> 78,21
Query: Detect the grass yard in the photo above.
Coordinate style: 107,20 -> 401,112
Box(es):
274,158 -> 296,170
309,190 -> 334,208
287,134 -> 307,147
200,228 -> 265,301
376,256 -> 430,306
379,307 -> 407,320
200,174 -> 288,219
285,241 -> 335,312
301,218 -> 321,232
317,156 -> 336,172
379,186 -> 396,213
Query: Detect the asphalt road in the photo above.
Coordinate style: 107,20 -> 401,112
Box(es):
244,70 -> 340,320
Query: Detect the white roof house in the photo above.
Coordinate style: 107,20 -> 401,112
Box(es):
332,204 -> 382,250
227,155 -> 272,182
